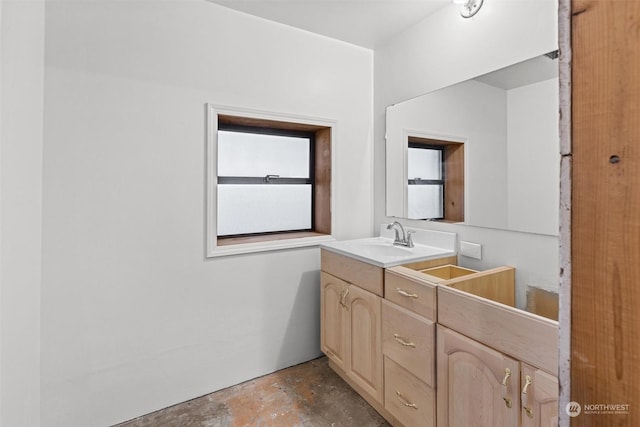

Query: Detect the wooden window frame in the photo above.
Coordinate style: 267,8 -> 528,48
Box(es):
408,136 -> 464,223
206,105 -> 333,257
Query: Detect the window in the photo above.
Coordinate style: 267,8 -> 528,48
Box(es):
407,136 -> 464,222
217,125 -> 314,236
407,144 -> 445,220
207,106 -> 333,256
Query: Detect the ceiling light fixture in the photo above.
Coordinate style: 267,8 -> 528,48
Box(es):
453,0 -> 484,18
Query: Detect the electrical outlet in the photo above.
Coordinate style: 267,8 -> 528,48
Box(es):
460,241 -> 482,259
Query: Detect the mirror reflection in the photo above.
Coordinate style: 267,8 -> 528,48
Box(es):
386,53 -> 559,236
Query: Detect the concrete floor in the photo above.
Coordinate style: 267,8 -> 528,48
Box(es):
116,357 -> 390,427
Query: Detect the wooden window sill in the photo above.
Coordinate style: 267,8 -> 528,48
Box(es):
208,232 -> 335,258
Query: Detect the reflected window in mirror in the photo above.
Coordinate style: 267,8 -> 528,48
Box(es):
407,144 -> 444,219
407,136 -> 464,223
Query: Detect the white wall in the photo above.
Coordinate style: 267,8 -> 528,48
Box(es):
41,2 -> 373,426
507,77 -> 560,235
375,0 -> 559,306
0,1 -> 44,426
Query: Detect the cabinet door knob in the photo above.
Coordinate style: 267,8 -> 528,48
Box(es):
396,391 -> 418,409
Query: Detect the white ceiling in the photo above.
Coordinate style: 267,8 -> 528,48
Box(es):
206,0 -> 450,49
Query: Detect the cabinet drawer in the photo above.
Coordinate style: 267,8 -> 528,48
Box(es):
384,267 -> 437,320
321,249 -> 384,296
382,300 -> 435,386
384,356 -> 435,427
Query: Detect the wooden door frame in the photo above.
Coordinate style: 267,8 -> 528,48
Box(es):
561,1 -> 640,425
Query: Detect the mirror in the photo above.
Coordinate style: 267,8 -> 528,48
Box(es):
386,53 -> 559,236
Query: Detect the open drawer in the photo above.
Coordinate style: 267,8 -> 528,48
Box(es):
390,263 -> 516,308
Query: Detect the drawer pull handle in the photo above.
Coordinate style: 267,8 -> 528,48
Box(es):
396,288 -> 418,299
393,334 -> 416,348
503,397 -> 513,408
396,391 -> 418,409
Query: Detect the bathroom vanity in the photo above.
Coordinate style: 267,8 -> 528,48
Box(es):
320,233 -> 558,427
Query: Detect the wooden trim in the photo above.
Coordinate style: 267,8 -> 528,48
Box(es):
218,114 -> 326,133
314,127 -> 331,235
571,1 -> 640,424
217,231 -> 327,247
443,143 -> 464,222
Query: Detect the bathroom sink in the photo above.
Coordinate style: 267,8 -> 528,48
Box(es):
321,237 -> 455,268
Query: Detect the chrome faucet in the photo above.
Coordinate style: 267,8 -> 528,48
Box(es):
386,221 -> 414,248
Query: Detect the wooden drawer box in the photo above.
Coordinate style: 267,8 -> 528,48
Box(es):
382,299 -> 435,386
321,249 -> 384,296
384,356 -> 435,427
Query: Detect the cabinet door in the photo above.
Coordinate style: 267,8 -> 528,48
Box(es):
320,272 -> 347,371
437,326 -> 520,427
521,364 -> 559,427
346,283 -> 383,404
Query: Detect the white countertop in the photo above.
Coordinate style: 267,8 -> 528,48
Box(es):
321,232 -> 456,268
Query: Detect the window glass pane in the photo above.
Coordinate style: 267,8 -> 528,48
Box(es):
407,147 -> 442,180
217,185 -> 311,235
407,184 -> 443,219
218,130 -> 310,178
